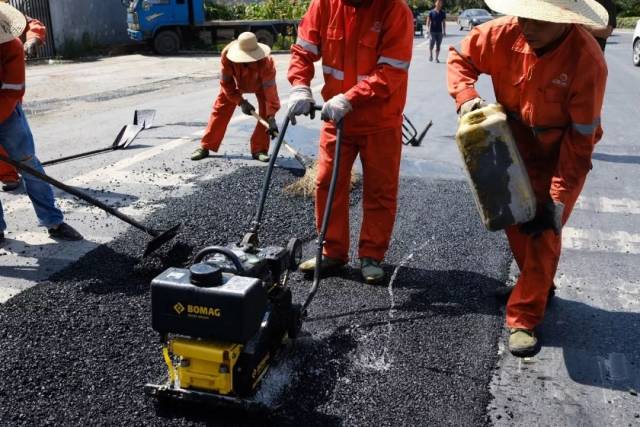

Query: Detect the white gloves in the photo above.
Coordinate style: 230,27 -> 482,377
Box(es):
24,38 -> 41,58
287,85 -> 314,125
459,97 -> 487,117
321,94 -> 352,123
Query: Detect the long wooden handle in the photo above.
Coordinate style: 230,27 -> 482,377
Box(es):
250,111 -> 310,168
0,153 -> 156,236
251,111 -> 272,130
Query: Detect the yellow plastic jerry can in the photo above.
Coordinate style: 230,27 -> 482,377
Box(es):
455,104 -> 536,231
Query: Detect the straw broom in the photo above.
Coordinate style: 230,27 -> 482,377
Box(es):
251,111 -> 359,199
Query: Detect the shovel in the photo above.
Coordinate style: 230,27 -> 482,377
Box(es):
41,110 -> 156,167
250,111 -> 311,169
0,154 -> 180,257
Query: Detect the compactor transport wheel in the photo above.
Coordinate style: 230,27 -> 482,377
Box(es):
287,238 -> 303,271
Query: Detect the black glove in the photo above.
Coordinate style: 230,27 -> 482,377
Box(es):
239,99 -> 255,116
520,201 -> 565,238
266,116 -> 279,139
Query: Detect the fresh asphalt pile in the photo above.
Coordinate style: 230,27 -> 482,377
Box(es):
0,161 -> 511,426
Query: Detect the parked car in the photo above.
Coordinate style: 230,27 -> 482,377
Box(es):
457,9 -> 494,30
633,19 -> 640,66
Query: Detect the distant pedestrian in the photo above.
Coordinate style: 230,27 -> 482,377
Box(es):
0,3 -> 83,243
191,32 -> 280,163
585,0 -> 616,51
426,0 -> 447,62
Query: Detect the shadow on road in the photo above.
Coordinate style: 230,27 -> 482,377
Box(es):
540,297 -> 640,393
592,152 -> 640,165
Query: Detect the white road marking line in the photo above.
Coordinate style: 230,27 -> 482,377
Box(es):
575,196 -> 640,215
563,227 -> 640,255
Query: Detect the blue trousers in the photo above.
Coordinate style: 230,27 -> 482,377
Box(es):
0,105 -> 63,231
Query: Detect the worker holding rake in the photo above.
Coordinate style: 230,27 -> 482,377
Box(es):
0,0 -> 47,192
287,0 -> 413,284
0,4 -> 82,242
192,32 -> 280,163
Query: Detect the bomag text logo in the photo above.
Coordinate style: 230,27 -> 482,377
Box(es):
187,304 -> 222,318
173,302 -> 185,315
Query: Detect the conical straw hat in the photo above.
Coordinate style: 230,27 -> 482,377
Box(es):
485,0 -> 608,28
0,3 -> 26,44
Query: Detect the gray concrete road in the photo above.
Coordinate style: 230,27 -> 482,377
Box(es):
0,25 -> 637,425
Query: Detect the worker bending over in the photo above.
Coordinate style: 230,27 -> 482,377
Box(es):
288,0 -> 413,284
0,4 -> 82,242
0,1 -> 47,192
192,32 -> 280,163
448,0 -> 608,356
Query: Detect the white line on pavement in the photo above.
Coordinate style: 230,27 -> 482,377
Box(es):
575,196 -> 640,215
563,227 -> 640,255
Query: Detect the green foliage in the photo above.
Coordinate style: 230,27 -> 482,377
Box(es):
243,0 -> 311,20
615,0 -> 640,17
204,0 -> 310,20
617,16 -> 639,28
204,3 -> 246,20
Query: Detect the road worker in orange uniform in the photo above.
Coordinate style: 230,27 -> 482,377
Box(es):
0,3 -> 46,192
191,32 -> 280,163
288,0 -> 413,284
447,0 -> 608,356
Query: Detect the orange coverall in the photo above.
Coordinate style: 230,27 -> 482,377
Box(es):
288,0 -> 413,262
200,48 -> 280,155
0,16 -> 46,184
447,17 -> 607,329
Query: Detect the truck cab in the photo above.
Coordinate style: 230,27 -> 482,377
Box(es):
127,0 -> 204,54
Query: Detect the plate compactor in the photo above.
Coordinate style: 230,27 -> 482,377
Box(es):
145,108 -> 342,409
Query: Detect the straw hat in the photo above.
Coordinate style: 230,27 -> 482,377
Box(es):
226,32 -> 270,63
0,2 -> 26,44
485,0 -> 608,28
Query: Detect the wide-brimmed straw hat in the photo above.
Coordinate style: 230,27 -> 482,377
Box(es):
0,3 -> 25,44
485,0 -> 608,28
226,32 -> 270,63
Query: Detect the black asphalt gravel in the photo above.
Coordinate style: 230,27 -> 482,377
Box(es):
0,162 -> 511,426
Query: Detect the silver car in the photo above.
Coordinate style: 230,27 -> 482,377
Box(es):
457,9 -> 494,30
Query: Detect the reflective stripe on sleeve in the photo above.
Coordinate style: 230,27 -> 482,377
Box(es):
1,83 -> 24,91
322,65 -> 344,80
377,56 -> 410,70
262,79 -> 276,88
296,37 -> 319,55
357,75 -> 369,82
573,117 -> 601,135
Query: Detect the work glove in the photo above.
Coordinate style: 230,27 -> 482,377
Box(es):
321,93 -> 352,123
459,97 -> 487,117
266,116 -> 279,139
520,201 -> 565,238
23,38 -> 41,58
287,85 -> 315,125
239,99 -> 255,116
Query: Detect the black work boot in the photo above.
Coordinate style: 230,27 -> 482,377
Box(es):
48,223 -> 83,241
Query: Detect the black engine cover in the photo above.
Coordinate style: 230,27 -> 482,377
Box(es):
151,268 -> 267,343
